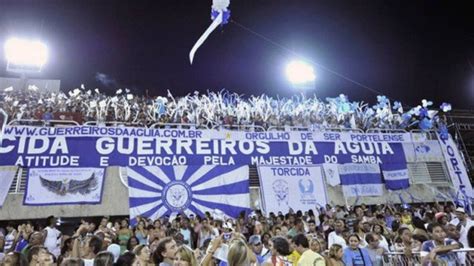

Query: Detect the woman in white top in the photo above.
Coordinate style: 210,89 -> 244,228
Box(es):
43,216 -> 62,258
4,222 -> 17,253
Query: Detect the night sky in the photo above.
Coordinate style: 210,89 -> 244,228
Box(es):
0,0 -> 473,109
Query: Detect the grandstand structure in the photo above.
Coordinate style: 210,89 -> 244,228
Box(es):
447,109 -> 474,183
1,109 -> 473,220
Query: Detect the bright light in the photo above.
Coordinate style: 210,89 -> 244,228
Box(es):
4,37 -> 48,71
285,60 -> 316,85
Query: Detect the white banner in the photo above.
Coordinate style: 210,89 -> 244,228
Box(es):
403,141 -> 444,162
258,165 -> 327,214
438,134 -> 473,198
24,168 -> 105,205
323,163 -> 340,187
0,166 -> 17,207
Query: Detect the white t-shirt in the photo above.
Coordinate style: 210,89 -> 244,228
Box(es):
44,226 -> 61,257
83,258 -> 94,266
449,218 -> 474,248
328,231 -> 347,249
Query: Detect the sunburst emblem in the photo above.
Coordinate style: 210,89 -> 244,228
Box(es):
127,165 -> 250,224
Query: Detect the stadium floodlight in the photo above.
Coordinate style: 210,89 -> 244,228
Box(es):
4,37 -> 48,73
285,60 -> 316,89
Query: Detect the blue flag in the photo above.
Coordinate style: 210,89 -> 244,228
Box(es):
380,163 -> 410,190
339,164 -> 383,197
127,165 -> 250,224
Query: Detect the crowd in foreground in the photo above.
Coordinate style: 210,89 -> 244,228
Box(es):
1,87 -> 451,133
1,202 -> 473,266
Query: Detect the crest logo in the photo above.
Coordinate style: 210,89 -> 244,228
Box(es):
272,179 -> 289,206
163,181 -> 192,211
298,178 -> 315,199
415,144 -> 430,154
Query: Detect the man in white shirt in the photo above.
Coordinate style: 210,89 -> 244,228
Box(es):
449,207 -> 474,264
449,207 -> 474,247
328,219 -> 347,249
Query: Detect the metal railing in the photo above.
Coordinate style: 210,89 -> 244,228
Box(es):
366,128 -> 408,134
382,249 -> 474,266
213,124 -> 266,132
149,122 -> 204,129
8,119 -> 79,127
84,121 -> 146,127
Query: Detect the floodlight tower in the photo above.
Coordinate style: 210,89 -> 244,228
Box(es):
4,37 -> 49,90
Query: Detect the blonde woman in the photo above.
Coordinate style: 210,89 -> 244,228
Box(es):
227,239 -> 251,266
173,245 -> 198,266
327,244 -> 345,266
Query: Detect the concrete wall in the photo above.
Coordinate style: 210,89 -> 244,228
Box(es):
0,167 -> 453,220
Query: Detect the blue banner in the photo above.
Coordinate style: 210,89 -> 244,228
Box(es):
127,165 -> 250,224
0,126 -> 408,167
381,163 -> 410,190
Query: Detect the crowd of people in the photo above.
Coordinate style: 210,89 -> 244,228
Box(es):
1,202 -> 473,265
0,87 -> 451,132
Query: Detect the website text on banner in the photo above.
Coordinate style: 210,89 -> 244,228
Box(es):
0,126 -> 408,168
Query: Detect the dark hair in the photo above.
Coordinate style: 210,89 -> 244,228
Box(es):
397,227 -> 410,236
391,220 -> 401,232
372,224 -> 385,235
412,217 -> 426,231
365,233 -> 377,243
5,252 -> 28,266
348,234 -> 360,242
412,234 -> 428,244
271,236 -> 291,256
93,251 -> 114,266
468,227 -> 474,248
292,234 -> 309,248
262,232 -> 272,243
46,215 -> 55,226
294,218 -> 303,226
28,246 -> 47,263
126,236 -> 139,251
88,236 -> 103,255
60,258 -> 85,266
152,237 -> 174,264
307,220 -> 316,225
427,223 -> 443,234
61,238 -> 73,256
115,252 -> 136,266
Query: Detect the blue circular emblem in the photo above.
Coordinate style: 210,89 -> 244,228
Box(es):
163,181 -> 192,212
